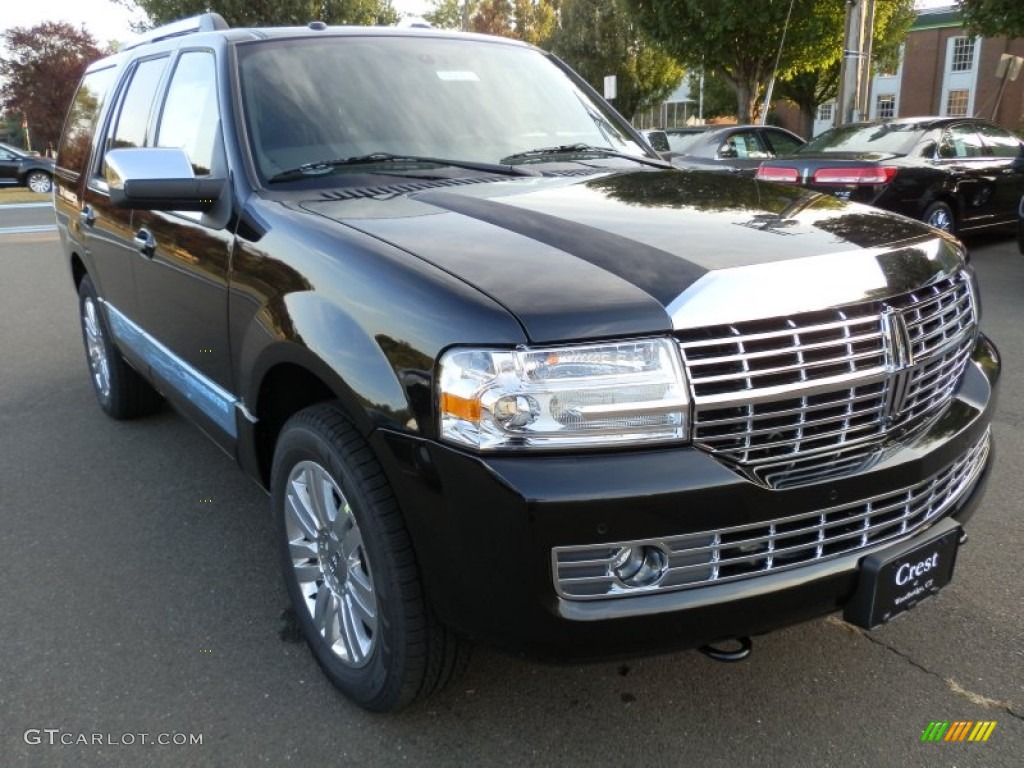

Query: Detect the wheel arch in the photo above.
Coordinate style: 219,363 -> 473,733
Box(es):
70,253 -> 87,291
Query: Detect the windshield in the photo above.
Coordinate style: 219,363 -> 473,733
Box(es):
801,123 -> 925,155
237,35 -> 646,181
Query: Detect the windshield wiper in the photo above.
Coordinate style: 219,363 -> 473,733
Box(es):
500,143 -> 668,168
268,152 -> 538,183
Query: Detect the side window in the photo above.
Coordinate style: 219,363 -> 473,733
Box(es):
719,132 -> 768,160
976,123 -> 1023,159
938,125 -> 984,159
103,56 -> 169,175
156,51 -> 219,176
765,130 -> 803,156
56,66 -> 117,176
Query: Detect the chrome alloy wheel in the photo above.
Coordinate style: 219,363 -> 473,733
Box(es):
284,460 -> 378,667
27,171 -> 51,194
82,297 -> 111,398
926,205 -> 953,232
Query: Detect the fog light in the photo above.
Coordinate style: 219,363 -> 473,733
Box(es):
611,545 -> 667,587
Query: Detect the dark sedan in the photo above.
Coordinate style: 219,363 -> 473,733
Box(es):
756,117 -> 1024,236
668,125 -> 805,174
0,141 -> 54,194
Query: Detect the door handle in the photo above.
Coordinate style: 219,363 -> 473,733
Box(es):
134,228 -> 156,258
79,206 -> 96,227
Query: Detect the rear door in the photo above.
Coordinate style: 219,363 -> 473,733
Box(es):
934,123 -> 1003,228
975,122 -> 1024,223
77,56 -> 170,324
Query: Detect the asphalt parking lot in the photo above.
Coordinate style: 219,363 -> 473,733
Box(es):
0,203 -> 1020,767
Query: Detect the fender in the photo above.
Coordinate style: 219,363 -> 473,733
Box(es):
239,293 -> 412,438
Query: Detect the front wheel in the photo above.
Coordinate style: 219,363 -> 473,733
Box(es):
271,403 -> 468,712
923,200 -> 956,235
25,170 -> 52,194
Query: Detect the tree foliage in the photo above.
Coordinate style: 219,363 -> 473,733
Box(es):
120,0 -> 398,28
547,0 -> 683,120
625,0 -> 915,126
958,0 -> 1024,40
425,1 -> 556,45
0,22 -> 103,152
775,0 -> 915,137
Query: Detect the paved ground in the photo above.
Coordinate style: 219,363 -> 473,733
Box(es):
1,205 -> 1021,767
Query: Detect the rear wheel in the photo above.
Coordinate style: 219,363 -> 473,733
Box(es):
271,403 -> 468,712
25,170 -> 52,194
923,201 -> 956,235
78,275 -> 162,419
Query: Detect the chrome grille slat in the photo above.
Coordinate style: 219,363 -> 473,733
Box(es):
695,392 -> 883,428
689,329 -> 885,367
690,349 -> 887,386
554,431 -> 990,600
679,272 -> 977,488
680,315 -> 879,351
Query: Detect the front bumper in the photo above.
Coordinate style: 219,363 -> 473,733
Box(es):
372,334 -> 999,660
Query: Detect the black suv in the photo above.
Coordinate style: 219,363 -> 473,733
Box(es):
56,15 -> 999,712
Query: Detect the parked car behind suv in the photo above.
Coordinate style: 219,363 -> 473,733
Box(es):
668,124 -> 805,174
0,141 -> 53,193
56,15 -> 999,713
756,117 -> 1024,236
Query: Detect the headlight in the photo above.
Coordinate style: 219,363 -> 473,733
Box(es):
438,338 -> 690,449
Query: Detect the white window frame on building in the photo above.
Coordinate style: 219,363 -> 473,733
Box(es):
812,101 -> 835,137
875,93 -> 897,120
940,35 -> 980,117
869,43 -> 903,120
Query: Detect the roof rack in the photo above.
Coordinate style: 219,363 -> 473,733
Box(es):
122,13 -> 229,51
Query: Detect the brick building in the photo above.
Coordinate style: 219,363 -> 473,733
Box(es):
781,5 -> 1024,137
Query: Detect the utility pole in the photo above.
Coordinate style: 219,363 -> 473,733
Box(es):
857,0 -> 876,119
837,0 -> 869,125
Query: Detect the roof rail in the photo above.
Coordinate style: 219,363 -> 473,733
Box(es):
122,13 -> 229,51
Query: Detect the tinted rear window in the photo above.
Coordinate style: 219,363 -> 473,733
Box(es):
666,131 -> 708,154
801,123 -> 925,155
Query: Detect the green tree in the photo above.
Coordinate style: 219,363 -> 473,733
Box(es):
0,22 -> 103,153
958,0 -> 1024,40
775,0 -> 915,137
547,0 -> 683,121
688,70 -> 738,121
625,0 -> 911,124
425,1 -> 556,44
424,0 -> 465,29
119,0 -> 398,27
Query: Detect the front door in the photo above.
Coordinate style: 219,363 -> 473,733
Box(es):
128,49 -> 236,449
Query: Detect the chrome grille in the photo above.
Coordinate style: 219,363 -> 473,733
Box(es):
554,431 -> 989,600
678,272 -> 976,488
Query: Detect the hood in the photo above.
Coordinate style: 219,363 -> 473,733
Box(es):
299,169 -> 956,342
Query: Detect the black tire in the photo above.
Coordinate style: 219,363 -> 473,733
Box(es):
25,169 -> 52,194
923,200 -> 956,235
77,275 -> 163,419
271,403 -> 469,712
